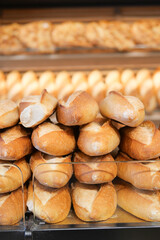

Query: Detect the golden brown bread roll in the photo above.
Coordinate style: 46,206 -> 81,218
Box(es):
120,69 -> 135,86
0,71 -> 7,100
105,70 -> 120,86
0,99 -> 19,129
21,71 -> 37,89
19,89 -> 57,128
74,151 -> 117,184
116,152 -> 160,190
123,78 -> 139,97
136,69 -> 151,85
72,181 -> 117,222
0,125 -> 32,160
120,121 -> 160,160
30,151 -> 73,188
39,71 -> 55,91
153,70 -> 160,106
99,91 -> 145,127
0,158 -> 31,193
57,91 -> 99,126
31,122 -> 76,156
88,70 -> 102,89
27,180 -> 71,223
6,71 -> 21,90
115,180 -> 160,221
72,72 -> 87,87
90,81 -> 106,103
55,71 -> 71,91
77,118 -> 120,156
57,83 -> 74,100
0,186 -> 27,225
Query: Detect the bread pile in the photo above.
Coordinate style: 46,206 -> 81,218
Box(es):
0,68 -> 160,113
1,20 -> 160,54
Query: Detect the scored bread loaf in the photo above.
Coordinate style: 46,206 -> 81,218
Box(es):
27,180 -> 71,223
119,121 -> 160,160
57,91 -> 99,126
115,180 -> 160,221
77,118 -> 120,156
0,125 -> 32,160
116,152 -> 160,190
0,158 -> 31,193
99,91 -> 145,127
31,121 -> 76,156
30,151 -> 73,188
0,99 -> 19,129
19,89 -> 57,128
72,181 -> 117,222
0,186 -> 27,225
74,151 -> 117,184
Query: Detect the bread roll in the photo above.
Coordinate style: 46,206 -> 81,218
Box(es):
136,69 -> 151,85
106,82 -> 123,95
74,151 -> 117,184
123,78 -> 139,97
30,151 -> 73,188
77,118 -> 120,156
0,71 -> 7,100
115,180 -> 160,221
39,71 -> 55,92
90,81 -> 106,103
88,70 -> 102,88
153,70 -> 160,106
0,125 -> 32,160
105,70 -> 120,86
0,186 -> 27,225
49,111 -> 58,124
72,182 -> 117,222
27,180 -> 71,223
57,91 -> 99,126
0,158 -> 31,193
120,121 -> 160,160
31,122 -> 76,156
99,91 -> 145,127
72,72 -> 87,87
6,71 -> 21,90
0,99 -> 19,129
55,71 -> 71,90
116,152 -> 160,190
57,83 -> 74,100
19,89 -> 57,128
21,71 -> 37,89
120,69 -> 135,86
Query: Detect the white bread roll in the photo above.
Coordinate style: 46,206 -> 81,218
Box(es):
99,91 -> 145,127
120,121 -> 160,160
30,151 -> 73,188
19,89 -> 57,128
27,180 -> 71,223
77,118 -> 120,156
72,181 -> 117,222
31,122 -> 76,156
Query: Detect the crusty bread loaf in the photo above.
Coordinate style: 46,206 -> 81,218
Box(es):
57,91 -> 99,126
19,89 -> 57,128
99,91 -> 145,127
0,125 -> 32,160
116,152 -> 160,190
31,121 -> 76,156
115,180 -> 160,221
72,181 -> 117,222
27,180 -> 71,223
0,99 -> 19,129
77,118 -> 120,156
0,186 -> 27,225
30,151 -> 73,188
120,121 -> 160,160
74,151 -> 117,184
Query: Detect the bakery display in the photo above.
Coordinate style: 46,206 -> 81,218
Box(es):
119,121 -> 160,160
77,118 -> 120,156
116,152 -> 160,190
27,180 -> 71,223
31,121 -> 76,156
74,151 -> 117,184
72,181 -> 117,222
115,180 -> 160,222
0,158 -> 31,193
30,151 -> 73,188
19,89 -> 57,128
0,125 -> 32,160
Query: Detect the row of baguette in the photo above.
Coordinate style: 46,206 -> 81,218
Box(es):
0,90 -> 160,225
1,20 -> 160,54
0,68 -> 160,113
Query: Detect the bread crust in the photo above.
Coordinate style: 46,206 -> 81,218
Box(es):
115,180 -> 160,221
99,91 -> 145,127
77,118 -> 120,156
74,151 -> 117,184
27,180 -> 71,223
31,122 -> 76,156
30,151 -> 73,188
72,182 -> 117,222
0,125 -> 32,160
120,121 -> 160,160
57,91 -> 99,126
0,186 -> 27,225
